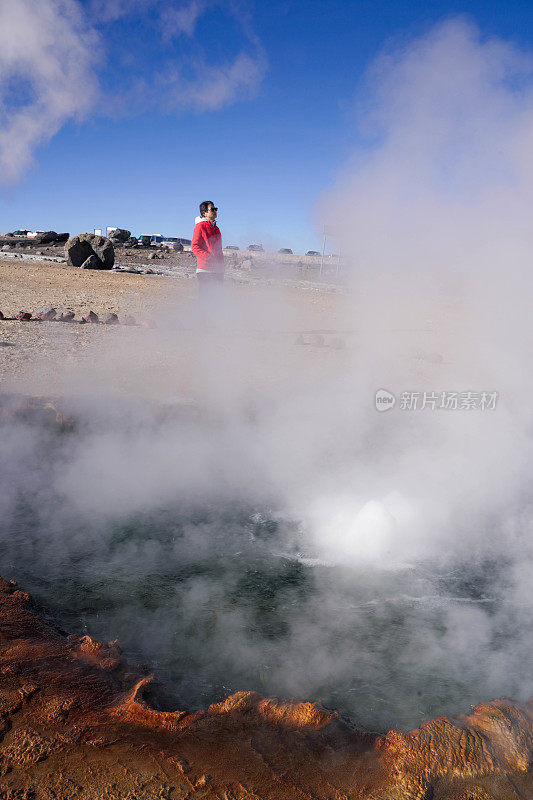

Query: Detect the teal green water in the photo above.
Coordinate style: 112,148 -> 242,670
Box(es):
2,498 -> 521,732
0,409 -> 528,733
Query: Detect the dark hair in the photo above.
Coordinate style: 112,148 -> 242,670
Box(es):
199,200 -> 215,217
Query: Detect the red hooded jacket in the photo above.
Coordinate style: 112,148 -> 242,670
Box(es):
191,217 -> 225,273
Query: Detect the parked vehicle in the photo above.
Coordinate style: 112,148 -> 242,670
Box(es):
138,234 -> 165,244
160,237 -> 186,251
278,248 -> 293,254
139,235 -> 191,248
164,236 -> 191,246
224,245 -> 240,250
306,250 -> 320,256
247,244 -> 264,252
12,230 -> 30,236
161,240 -> 183,252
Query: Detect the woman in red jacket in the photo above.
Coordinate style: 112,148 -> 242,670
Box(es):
191,201 -> 225,300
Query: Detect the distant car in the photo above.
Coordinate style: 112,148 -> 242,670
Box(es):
163,236 -> 191,245
278,248 -> 293,254
224,245 -> 240,250
13,230 -> 30,237
140,234 -> 165,244
247,244 -> 264,252
162,240 -> 183,252
160,237 -> 186,251
306,250 -> 320,256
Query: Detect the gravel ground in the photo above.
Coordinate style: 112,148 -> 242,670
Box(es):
0,248 -> 460,406
0,254 -> 351,402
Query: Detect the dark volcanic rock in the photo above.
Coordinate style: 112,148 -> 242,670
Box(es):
108,228 -> 131,243
34,231 -> 69,245
59,311 -> 75,322
81,254 -> 103,270
65,234 -> 115,269
15,311 -> 32,321
81,310 -> 99,323
103,312 -> 119,325
35,231 -> 57,244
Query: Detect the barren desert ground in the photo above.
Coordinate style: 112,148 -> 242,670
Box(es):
0,253 -> 463,405
0,252 -> 371,408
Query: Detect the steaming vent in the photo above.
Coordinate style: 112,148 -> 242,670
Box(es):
0,393 -> 530,734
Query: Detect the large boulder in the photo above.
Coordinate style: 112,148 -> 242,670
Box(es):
65,234 -> 115,269
35,231 -> 69,245
81,254 -> 102,270
108,228 -> 131,243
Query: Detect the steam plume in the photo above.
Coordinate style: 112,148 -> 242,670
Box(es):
2,17 -> 533,733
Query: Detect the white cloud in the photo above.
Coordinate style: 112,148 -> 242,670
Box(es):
160,0 -> 209,38
0,0 -> 100,182
0,0 -> 266,182
120,0 -> 267,111
164,47 -> 267,111
89,0 -> 162,23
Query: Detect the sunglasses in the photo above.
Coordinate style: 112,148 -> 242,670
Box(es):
209,206 -> 218,212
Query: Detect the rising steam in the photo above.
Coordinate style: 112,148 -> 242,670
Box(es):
1,17 -> 533,732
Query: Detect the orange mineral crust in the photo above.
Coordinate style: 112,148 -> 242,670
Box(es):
0,577 -> 531,799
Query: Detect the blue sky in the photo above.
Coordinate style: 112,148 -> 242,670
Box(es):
2,0 -> 533,253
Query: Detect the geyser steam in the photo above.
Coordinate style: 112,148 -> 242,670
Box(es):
1,17 -> 533,734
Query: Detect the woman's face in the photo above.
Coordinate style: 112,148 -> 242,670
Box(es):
205,204 -> 217,221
